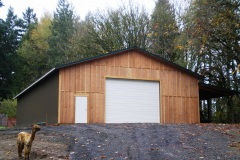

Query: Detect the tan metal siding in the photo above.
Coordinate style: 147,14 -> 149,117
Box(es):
59,50 -> 200,124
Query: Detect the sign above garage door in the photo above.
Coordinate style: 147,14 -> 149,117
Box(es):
105,78 -> 160,123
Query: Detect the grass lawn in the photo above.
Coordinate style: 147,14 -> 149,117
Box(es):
0,126 -> 6,129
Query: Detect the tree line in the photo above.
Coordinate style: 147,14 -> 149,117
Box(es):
0,0 -> 239,123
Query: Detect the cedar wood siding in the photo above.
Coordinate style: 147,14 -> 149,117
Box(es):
16,71 -> 59,127
59,50 -> 200,124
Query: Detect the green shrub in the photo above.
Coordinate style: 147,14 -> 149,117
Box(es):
0,99 -> 17,118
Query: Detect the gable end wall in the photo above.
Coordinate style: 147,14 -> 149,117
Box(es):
59,51 -> 200,124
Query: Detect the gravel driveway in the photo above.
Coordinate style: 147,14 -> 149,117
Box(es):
1,123 -> 240,160
46,123 -> 240,160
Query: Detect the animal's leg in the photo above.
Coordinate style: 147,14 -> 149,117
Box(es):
24,146 -> 30,160
18,143 -> 24,159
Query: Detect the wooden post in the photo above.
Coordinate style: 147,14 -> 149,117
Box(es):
199,100 -> 202,122
207,99 -> 212,122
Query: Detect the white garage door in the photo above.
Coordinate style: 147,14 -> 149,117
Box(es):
105,78 -> 160,123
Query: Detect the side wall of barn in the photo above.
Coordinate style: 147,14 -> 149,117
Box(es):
59,50 -> 200,124
16,72 -> 59,127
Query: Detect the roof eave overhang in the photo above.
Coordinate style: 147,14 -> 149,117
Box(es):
199,82 -> 239,100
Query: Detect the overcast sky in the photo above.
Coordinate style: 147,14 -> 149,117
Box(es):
0,0 -> 156,20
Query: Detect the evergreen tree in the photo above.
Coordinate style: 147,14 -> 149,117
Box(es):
12,8 -> 38,94
149,0 -> 180,62
0,7 -> 24,99
48,0 -> 75,67
22,7 -> 38,40
23,7 -> 37,28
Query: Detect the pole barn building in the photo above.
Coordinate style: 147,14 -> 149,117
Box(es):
15,47 -> 205,127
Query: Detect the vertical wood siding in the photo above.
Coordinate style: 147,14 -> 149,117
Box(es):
59,50 -> 200,124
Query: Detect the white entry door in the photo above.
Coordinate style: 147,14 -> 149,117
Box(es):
75,96 -> 88,123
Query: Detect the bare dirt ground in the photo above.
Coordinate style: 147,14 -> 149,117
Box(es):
0,123 -> 240,160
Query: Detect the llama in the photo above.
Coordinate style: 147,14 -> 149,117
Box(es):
17,124 -> 40,160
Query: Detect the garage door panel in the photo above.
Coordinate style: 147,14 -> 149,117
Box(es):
105,78 -> 160,123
